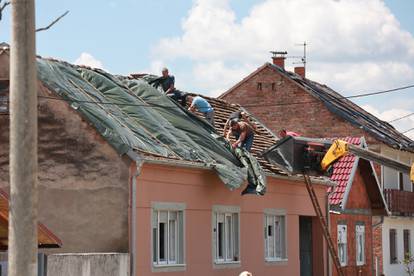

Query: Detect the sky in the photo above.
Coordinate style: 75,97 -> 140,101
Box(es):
0,0 -> 413,139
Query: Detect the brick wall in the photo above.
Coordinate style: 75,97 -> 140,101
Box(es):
330,213 -> 373,276
373,225 -> 383,275
220,65 -> 380,149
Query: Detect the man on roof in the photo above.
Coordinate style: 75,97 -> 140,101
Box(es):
226,112 -> 256,151
279,128 -> 300,138
187,95 -> 215,126
223,110 -> 253,137
160,67 -> 186,106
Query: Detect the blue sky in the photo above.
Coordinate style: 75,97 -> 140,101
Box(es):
0,0 -> 413,137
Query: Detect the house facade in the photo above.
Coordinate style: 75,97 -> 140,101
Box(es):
219,56 -> 414,276
328,137 -> 387,276
0,45 -> 331,276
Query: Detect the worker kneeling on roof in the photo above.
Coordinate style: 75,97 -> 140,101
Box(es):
226,112 -> 256,151
187,95 -> 215,126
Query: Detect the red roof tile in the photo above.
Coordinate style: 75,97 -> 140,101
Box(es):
327,137 -> 362,206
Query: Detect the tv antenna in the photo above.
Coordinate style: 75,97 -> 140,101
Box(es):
292,41 -> 307,70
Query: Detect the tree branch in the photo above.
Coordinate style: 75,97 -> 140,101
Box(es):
36,10 -> 69,32
0,0 -> 11,21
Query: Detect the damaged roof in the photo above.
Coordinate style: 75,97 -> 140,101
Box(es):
35,57 -> 295,192
221,63 -> 414,152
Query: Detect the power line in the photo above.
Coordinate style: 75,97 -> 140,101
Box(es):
346,84 -> 414,99
402,127 -> 414,134
2,83 -> 414,111
243,83 -> 414,108
388,112 -> 414,123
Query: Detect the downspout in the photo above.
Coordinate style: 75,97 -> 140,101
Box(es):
127,150 -> 144,276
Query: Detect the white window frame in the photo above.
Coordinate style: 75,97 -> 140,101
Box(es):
337,224 -> 347,266
151,202 -> 185,271
390,228 -> 398,264
212,205 -> 240,267
356,224 -> 365,266
264,209 -> 287,262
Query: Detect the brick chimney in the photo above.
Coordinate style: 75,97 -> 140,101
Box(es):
294,66 -> 305,78
270,51 -> 287,70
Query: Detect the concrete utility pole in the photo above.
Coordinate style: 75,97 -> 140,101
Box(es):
9,0 -> 38,275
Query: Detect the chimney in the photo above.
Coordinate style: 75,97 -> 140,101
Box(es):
270,51 -> 287,69
294,66 -> 305,78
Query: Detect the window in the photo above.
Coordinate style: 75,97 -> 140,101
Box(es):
152,203 -> 185,267
257,82 -> 262,91
337,224 -> 347,266
382,154 -> 411,191
356,224 -> 365,266
404,229 -> 411,259
213,205 -> 240,264
382,166 -> 399,190
0,80 -> 9,114
271,82 -> 276,91
399,172 -> 404,191
390,229 -> 397,264
264,210 -> 287,261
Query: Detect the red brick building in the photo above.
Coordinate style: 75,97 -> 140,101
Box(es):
219,56 -> 414,276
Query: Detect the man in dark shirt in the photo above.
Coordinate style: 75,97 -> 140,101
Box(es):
160,68 -> 175,94
160,68 -> 186,105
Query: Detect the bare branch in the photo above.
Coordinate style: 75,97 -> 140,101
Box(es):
0,0 -> 11,21
36,10 -> 69,32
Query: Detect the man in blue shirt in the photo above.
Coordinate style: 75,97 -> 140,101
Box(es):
187,95 -> 215,126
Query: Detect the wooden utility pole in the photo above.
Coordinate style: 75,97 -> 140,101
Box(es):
9,0 -> 38,275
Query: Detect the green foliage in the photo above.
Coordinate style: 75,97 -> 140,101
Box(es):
402,252 -> 414,276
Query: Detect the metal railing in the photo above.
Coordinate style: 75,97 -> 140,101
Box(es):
384,189 -> 414,215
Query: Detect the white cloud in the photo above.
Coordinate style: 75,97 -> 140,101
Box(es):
151,0 -> 414,99
362,105 -> 414,139
74,52 -> 105,70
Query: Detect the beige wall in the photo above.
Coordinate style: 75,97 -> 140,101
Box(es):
0,83 -> 130,253
134,163 -> 327,276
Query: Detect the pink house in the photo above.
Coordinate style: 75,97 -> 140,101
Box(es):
0,49 -> 332,276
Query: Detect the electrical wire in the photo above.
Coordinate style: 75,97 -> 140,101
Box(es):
243,84 -> 414,108
402,127 -> 414,134
388,112 -> 414,123
1,84 -> 414,127
30,82 -> 414,110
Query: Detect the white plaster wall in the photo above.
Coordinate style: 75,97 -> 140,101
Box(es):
47,253 -> 129,276
382,217 -> 414,276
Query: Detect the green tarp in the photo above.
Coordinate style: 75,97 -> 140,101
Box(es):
37,59 -> 266,194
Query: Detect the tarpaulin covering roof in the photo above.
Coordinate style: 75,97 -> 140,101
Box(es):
0,189 -> 62,249
221,63 -> 414,152
130,75 -> 286,176
37,58 -> 269,192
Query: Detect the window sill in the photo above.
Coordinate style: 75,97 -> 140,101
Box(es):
213,260 -> 241,269
265,258 -> 288,265
152,264 -> 186,272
